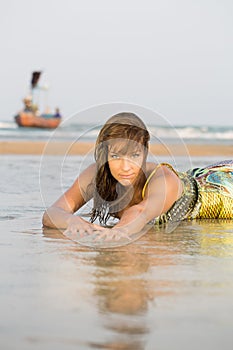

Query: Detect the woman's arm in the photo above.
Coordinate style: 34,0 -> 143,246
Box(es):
42,163 -> 101,233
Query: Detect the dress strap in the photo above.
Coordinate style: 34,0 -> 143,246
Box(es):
142,162 -> 179,199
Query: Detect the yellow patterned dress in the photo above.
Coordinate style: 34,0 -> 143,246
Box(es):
142,160 -> 233,224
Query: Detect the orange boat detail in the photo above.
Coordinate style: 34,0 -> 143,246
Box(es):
15,112 -> 61,129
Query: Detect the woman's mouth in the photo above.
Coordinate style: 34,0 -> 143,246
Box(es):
119,174 -> 134,179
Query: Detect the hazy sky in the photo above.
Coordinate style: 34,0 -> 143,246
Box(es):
1,0 -> 233,125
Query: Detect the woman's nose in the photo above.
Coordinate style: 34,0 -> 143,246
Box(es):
121,157 -> 131,171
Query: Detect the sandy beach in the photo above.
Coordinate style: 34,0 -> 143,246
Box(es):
0,140 -> 232,156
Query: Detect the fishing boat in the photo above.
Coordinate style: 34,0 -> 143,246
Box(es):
14,71 -> 62,129
15,112 -> 61,129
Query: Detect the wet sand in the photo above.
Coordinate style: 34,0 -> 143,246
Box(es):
1,216 -> 233,350
0,140 -> 232,156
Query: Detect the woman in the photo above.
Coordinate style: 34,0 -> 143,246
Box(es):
42,112 -> 233,241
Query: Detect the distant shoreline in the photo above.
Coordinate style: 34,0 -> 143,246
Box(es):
0,140 -> 232,156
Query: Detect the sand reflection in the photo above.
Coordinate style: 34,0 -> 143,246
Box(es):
42,219 -> 233,349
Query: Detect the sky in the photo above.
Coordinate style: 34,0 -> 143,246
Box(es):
1,0 -> 233,125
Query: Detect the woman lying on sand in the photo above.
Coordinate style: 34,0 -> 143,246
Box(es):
42,112 -> 233,241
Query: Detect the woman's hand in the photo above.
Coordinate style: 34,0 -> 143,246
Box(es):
94,227 -> 132,242
63,216 -> 104,240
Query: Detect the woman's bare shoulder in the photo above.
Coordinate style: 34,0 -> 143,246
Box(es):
64,163 -> 96,206
143,162 -> 182,207
145,162 -> 177,178
146,162 -> 158,173
82,162 -> 96,175
77,162 -> 96,184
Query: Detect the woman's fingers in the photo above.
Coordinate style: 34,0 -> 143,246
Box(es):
94,228 -> 132,242
63,227 -> 76,239
63,222 -> 97,239
64,221 -> 132,243
92,223 -> 105,230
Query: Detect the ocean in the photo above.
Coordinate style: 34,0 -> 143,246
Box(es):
1,118 -> 233,145
1,118 -> 233,349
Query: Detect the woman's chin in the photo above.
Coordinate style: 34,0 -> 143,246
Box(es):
119,179 -> 134,187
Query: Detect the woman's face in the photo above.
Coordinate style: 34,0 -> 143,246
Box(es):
107,140 -> 145,186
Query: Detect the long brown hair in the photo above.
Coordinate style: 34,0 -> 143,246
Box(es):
90,112 -> 150,224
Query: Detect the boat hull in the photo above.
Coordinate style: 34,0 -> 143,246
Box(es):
15,112 -> 61,129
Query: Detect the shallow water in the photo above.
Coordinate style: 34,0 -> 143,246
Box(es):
1,155 -> 233,350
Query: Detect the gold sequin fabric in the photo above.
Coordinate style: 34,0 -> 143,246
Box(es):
145,160 -> 233,224
188,160 -> 233,219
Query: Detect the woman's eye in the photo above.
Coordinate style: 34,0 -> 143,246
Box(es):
110,154 -> 119,159
131,153 -> 140,158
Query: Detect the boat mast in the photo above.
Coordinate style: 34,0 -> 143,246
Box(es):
31,71 -> 41,112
